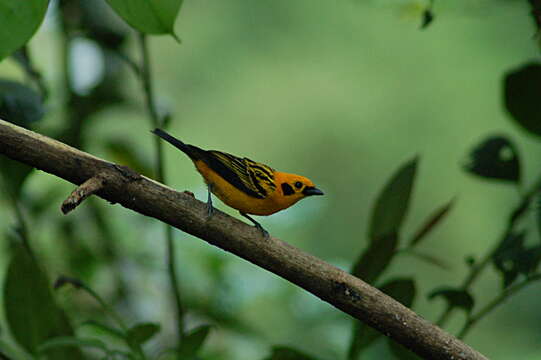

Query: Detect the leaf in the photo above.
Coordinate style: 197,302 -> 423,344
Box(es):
379,278 -> 416,308
464,136 -> 520,183
504,63 -> 541,136
37,336 -> 109,354
369,157 -> 417,242
264,346 -> 319,360
348,278 -> 416,359
388,341 -> 420,360
79,320 -> 125,342
428,287 -> 474,313
105,139 -> 153,176
0,79 -> 45,127
126,322 -> 160,346
352,233 -> 399,284
3,244 -> 82,359
0,157 -> 33,197
0,0 -> 49,61
177,324 -> 212,357
492,231 -> 541,288
420,9 -> 434,29
409,198 -> 454,247
105,0 -> 183,38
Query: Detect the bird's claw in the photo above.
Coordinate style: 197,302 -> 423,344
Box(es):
254,223 -> 269,239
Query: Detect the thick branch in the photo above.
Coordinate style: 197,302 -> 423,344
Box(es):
0,119 -> 487,360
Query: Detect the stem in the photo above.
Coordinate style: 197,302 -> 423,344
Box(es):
458,274 -> 541,339
436,176 -> 541,327
137,33 -> 185,340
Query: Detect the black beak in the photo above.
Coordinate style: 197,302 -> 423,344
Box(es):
303,186 -> 324,196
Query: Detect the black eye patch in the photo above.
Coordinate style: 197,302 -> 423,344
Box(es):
294,181 -> 303,189
281,183 -> 295,196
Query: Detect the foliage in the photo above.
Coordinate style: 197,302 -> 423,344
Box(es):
0,0 -> 540,359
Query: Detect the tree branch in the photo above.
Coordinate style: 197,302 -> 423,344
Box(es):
0,119 -> 487,360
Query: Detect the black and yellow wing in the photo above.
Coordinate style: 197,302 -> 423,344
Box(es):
206,151 -> 276,199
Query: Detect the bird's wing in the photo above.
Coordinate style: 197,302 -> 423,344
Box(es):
205,151 -> 275,199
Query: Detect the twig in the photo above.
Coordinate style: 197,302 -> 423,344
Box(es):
61,175 -> 105,214
457,273 -> 541,339
0,119 -> 488,360
137,33 -> 185,341
435,183 -> 540,327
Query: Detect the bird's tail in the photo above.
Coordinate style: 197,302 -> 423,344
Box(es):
151,129 -> 203,160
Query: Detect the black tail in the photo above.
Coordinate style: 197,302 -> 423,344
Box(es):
151,129 -> 204,160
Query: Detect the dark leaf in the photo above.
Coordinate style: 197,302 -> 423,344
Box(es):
177,324 -> 212,357
409,198 -> 454,247
420,9 -> 434,29
379,278 -> 416,308
369,157 -> 417,242
389,341 -> 421,360
347,322 -> 381,360
352,233 -> 399,284
126,322 -> 160,346
0,0 -> 49,61
504,63 -> 541,136
105,139 -> 152,176
348,278 -> 416,359
0,157 -> 33,197
79,320 -> 125,342
0,79 -> 45,127
428,287 -> 474,313
3,244 -> 82,359
464,136 -> 520,182
105,0 -> 183,39
38,336 -> 109,354
493,231 -> 541,288
265,346 -> 319,360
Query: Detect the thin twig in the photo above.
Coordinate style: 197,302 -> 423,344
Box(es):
137,33 -> 185,341
457,273 -> 541,339
435,180 -> 541,327
61,175 -> 105,214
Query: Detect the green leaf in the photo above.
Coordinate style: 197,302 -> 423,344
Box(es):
264,346 -> 319,360
420,9 -> 434,29
348,278 -> 416,359
428,287 -> 474,313
0,0 -> 49,61
352,233 -> 399,284
3,244 -> 82,359
379,278 -> 416,307
504,63 -> 541,136
388,341 -> 421,360
0,157 -> 33,197
492,231 -> 541,288
126,322 -> 160,346
79,320 -> 125,342
409,198 -> 454,247
0,79 -> 45,127
178,325 -> 212,357
369,157 -> 417,242
105,0 -> 183,38
464,136 -> 520,183
37,336 -> 109,354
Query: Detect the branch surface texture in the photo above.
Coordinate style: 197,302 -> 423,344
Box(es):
0,119 -> 487,360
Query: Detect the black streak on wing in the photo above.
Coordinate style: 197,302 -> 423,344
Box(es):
203,151 -> 266,199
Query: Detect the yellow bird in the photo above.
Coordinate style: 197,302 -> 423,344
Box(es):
152,129 -> 324,235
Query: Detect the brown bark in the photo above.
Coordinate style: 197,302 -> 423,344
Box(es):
0,119 -> 487,360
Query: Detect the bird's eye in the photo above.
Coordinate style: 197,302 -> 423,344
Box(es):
294,181 -> 303,189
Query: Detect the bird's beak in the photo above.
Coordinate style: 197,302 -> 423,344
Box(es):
303,186 -> 324,196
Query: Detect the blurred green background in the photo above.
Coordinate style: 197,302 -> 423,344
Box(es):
1,0 -> 540,359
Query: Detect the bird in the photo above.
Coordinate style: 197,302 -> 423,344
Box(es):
151,128 -> 324,236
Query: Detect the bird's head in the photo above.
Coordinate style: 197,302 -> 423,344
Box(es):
275,172 -> 324,200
